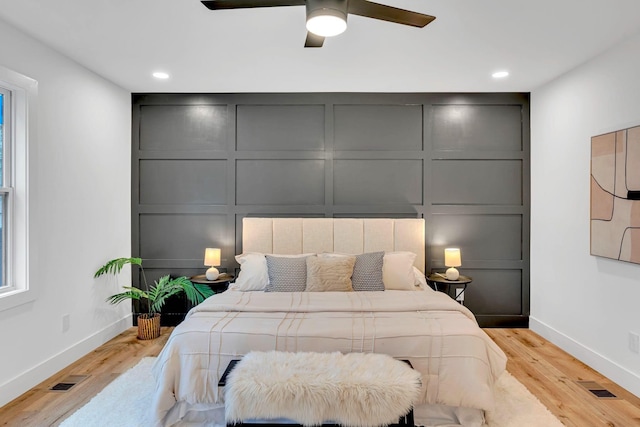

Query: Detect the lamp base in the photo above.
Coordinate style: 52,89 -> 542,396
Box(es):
206,267 -> 220,281
445,267 -> 459,281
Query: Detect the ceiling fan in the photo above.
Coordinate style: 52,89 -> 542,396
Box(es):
201,0 -> 436,48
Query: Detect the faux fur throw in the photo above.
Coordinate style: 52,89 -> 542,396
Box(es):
224,351 -> 422,427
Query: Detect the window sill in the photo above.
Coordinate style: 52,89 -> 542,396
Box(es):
0,287 -> 36,312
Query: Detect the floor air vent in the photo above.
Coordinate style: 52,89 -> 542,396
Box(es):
49,375 -> 89,392
576,380 -> 619,399
50,383 -> 76,391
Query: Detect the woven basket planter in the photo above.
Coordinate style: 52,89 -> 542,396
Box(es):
137,313 -> 161,340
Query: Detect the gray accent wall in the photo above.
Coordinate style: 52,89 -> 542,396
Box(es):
132,93 -> 530,327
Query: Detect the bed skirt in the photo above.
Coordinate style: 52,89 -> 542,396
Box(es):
160,402 -> 485,427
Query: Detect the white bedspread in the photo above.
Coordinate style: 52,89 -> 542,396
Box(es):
151,289 -> 506,427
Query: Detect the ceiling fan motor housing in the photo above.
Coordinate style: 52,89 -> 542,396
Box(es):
306,0 -> 349,28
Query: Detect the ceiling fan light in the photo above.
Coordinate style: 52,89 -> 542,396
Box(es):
306,0 -> 348,38
306,13 -> 347,37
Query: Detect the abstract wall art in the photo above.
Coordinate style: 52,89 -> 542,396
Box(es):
591,125 -> 640,263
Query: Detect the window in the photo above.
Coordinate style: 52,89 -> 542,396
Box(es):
0,87 -> 10,289
0,66 -> 35,311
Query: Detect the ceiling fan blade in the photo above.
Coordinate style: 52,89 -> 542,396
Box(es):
347,0 -> 435,27
304,32 -> 325,48
201,0 -> 304,10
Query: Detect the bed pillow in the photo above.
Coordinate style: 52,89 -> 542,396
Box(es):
232,253 -> 314,291
305,255 -> 356,292
265,255 -> 311,292
352,251 -> 385,291
232,253 -> 269,291
383,251 -> 417,290
319,251 -> 385,291
413,266 -> 428,290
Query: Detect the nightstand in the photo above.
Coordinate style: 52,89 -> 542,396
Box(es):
426,273 -> 472,305
190,273 -> 234,294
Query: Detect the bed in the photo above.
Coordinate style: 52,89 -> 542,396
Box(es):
151,218 -> 507,427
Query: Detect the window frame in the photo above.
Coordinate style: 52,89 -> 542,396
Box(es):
0,65 -> 36,312
0,86 -> 13,290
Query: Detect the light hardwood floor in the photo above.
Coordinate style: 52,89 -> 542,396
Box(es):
485,329 -> 640,426
0,327 -> 173,427
1,328 -> 640,426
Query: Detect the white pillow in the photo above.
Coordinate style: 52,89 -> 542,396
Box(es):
412,266 -> 428,290
231,253 -> 269,291
382,251 -> 417,290
231,253 -> 315,292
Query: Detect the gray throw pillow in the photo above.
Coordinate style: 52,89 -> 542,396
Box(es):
265,255 -> 309,292
352,251 -> 385,291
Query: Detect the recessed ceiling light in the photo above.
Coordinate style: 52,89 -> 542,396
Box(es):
492,70 -> 509,79
152,72 -> 170,79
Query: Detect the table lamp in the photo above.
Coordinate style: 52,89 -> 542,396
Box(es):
444,248 -> 461,280
204,248 -> 221,280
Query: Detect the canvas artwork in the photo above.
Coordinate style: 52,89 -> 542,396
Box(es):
591,125 -> 640,263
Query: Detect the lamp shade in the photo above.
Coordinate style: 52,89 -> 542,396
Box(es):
444,248 -> 461,267
204,248 -> 221,267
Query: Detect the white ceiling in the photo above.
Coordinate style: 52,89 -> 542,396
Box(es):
1,0 -> 640,93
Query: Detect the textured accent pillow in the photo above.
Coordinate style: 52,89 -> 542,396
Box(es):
351,251 -> 385,291
383,251 -> 418,290
265,255 -> 310,292
232,253 -> 269,291
318,252 -> 385,291
305,255 -> 356,292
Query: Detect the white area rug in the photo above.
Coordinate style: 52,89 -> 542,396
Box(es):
60,357 -> 563,427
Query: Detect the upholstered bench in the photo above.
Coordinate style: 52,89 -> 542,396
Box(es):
219,351 -> 421,427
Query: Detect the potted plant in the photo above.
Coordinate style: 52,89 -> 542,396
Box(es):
94,257 -> 214,340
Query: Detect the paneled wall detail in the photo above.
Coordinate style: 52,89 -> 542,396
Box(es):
431,105 -> 523,151
132,93 -> 530,327
334,105 -> 423,151
236,160 -> 326,205
333,160 -> 423,205
139,105 -> 227,151
431,160 -> 523,205
236,105 -> 325,151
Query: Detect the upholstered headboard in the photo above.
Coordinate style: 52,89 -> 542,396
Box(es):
242,217 -> 425,273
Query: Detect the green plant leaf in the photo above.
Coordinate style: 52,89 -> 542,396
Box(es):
148,275 -> 183,313
94,257 -> 142,278
106,287 -> 147,305
96,259 -> 217,316
192,282 -> 215,301
149,288 -> 183,313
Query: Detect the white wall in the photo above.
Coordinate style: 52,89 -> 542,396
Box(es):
0,18 -> 131,406
531,32 -> 640,396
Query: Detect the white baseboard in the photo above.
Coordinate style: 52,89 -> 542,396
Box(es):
530,316 -> 640,397
0,314 -> 132,407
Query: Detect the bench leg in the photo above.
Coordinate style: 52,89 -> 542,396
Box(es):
392,407 -> 415,426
